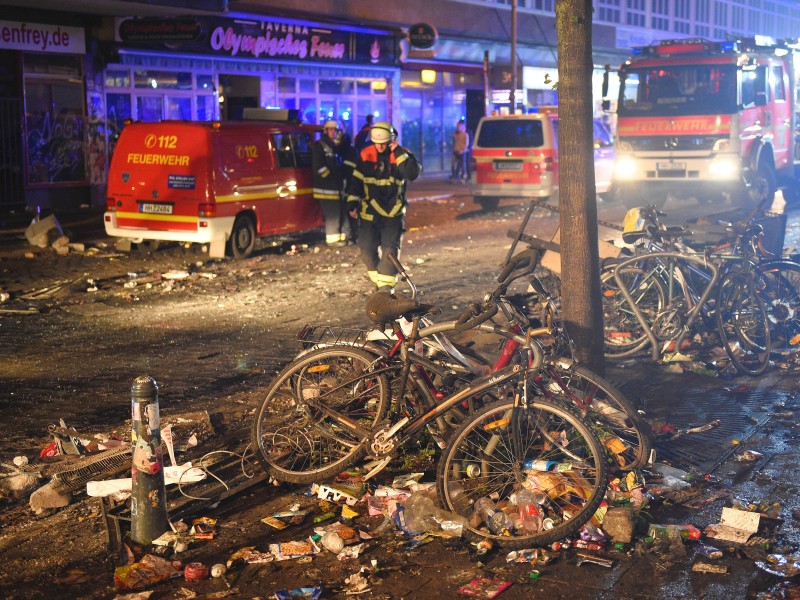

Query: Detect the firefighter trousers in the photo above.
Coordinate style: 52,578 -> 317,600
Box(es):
321,196 -> 350,245
358,214 -> 404,291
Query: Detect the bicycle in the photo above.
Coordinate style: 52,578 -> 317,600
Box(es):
601,206 -> 776,374
297,250 -> 652,471
252,259 -> 609,548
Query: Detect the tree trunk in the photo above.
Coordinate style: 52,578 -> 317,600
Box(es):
555,0 -> 605,375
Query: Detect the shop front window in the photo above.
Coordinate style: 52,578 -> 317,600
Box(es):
23,55 -> 86,185
137,96 -> 164,122
166,96 -> 191,120
134,70 -> 192,90
196,96 -> 216,121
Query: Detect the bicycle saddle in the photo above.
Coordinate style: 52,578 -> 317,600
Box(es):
365,292 -> 436,324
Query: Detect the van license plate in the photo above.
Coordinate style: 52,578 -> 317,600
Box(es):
140,202 -> 174,215
656,162 -> 686,171
494,160 -> 523,171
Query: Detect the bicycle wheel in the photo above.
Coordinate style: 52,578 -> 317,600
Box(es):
436,398 -> 607,549
601,263 -> 667,359
251,347 -> 390,484
757,260 -> 800,357
717,272 -> 772,376
534,362 -> 652,471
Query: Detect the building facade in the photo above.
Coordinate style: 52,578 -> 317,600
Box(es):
0,0 -> 798,211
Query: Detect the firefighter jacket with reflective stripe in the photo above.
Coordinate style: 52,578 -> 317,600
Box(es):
346,145 -> 421,221
311,137 -> 343,201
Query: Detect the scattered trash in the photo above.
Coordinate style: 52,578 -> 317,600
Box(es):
456,577 -> 512,598
736,450 -> 764,462
113,554 -> 182,590
696,544 -> 723,559
320,531 -> 345,553
705,507 -> 760,544
648,523 -> 701,541
191,517 -> 217,540
226,546 -> 274,568
273,586 -> 323,599
269,538 -> 320,561
575,553 -> 614,568
755,554 -> 800,578
183,562 -> 210,582
692,562 -> 729,574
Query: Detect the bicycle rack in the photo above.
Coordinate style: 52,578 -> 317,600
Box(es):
612,251 -> 719,361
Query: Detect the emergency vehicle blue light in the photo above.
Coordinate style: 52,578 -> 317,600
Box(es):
632,47 -> 644,55
528,107 -> 539,113
720,41 -> 736,52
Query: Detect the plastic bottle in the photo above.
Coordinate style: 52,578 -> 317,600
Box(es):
651,463 -> 694,482
516,489 -> 544,533
647,523 -> 701,541
474,497 -> 512,534
447,481 -> 471,514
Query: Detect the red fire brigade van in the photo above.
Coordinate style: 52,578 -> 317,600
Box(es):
614,36 -> 800,209
104,109 -> 323,259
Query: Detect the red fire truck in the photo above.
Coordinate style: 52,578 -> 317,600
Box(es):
613,36 -> 800,209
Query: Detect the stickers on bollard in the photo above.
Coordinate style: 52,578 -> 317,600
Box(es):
145,403 -> 159,431
132,438 -> 163,475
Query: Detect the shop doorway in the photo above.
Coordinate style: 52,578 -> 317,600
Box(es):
220,74 -> 260,120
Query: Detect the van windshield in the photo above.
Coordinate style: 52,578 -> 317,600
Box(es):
477,120 -> 544,148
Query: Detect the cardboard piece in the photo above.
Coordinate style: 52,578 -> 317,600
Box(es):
704,507 -> 760,543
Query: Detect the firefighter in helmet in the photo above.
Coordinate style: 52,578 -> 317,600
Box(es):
312,119 -> 349,246
346,121 -> 421,292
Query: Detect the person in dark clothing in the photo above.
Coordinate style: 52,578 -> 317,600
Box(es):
346,121 -> 421,292
354,114 -> 374,151
337,131 -> 360,243
311,120 -> 349,246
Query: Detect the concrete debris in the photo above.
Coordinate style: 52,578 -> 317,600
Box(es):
25,214 -> 63,248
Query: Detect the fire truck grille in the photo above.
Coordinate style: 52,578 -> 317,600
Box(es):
628,135 -> 719,152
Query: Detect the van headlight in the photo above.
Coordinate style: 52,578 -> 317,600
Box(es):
613,155 -> 637,181
709,157 -> 739,179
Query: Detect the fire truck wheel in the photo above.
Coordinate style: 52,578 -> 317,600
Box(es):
746,161 -> 776,210
476,197 -> 500,211
228,215 -> 257,259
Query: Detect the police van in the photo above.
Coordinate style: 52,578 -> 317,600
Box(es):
104,109 -> 323,259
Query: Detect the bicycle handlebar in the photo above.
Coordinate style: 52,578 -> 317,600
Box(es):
454,301 -> 499,332
497,248 -> 540,284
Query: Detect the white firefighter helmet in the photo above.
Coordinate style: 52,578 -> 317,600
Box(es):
370,121 -> 397,144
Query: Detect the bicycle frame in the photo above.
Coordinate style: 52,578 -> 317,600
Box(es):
614,251 -> 720,361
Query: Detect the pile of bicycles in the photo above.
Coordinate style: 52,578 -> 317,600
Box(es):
602,204 -> 800,375
251,249 -> 652,548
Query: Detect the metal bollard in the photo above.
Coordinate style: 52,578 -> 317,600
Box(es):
130,375 -> 168,545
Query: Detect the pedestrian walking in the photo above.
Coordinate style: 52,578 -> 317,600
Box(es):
450,120 -> 469,183
347,121 -> 421,292
354,114 -> 374,151
312,120 -> 349,247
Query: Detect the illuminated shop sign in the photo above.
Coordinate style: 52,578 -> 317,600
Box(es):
0,20 -> 85,54
116,16 -> 398,66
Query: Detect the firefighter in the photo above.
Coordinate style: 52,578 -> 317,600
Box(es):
347,121 -> 421,292
312,119 -> 349,247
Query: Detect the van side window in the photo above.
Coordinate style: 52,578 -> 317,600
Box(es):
273,134 -> 295,168
271,132 -> 314,168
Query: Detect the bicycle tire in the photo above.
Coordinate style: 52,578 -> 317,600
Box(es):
717,271 -> 772,376
602,263 -> 668,359
436,398 -> 607,549
251,346 -> 390,484
756,260 -> 800,356
534,362 -> 652,471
